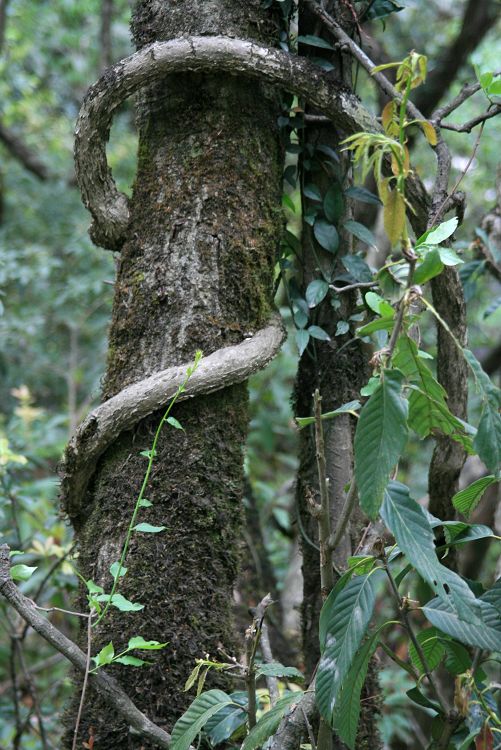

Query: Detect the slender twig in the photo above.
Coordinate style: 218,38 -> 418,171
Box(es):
439,105 -> 501,133
246,595 -> 272,728
432,74 -> 501,123
313,390 -> 334,598
14,639 -> 49,750
330,280 -> 378,293
10,636 -> 22,750
327,479 -> 357,552
72,613 -> 93,750
260,621 -> 279,706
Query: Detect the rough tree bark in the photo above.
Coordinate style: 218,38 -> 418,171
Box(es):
64,1 -> 284,746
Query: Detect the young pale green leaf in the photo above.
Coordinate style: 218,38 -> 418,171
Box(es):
170,690 -> 235,750
365,291 -> 394,318
110,562 -> 127,580
344,220 -> 376,247
93,641 -> 115,667
316,571 -> 382,724
437,247 -> 463,266
10,564 -> 37,582
335,321 -> 349,336
381,482 -> 483,621
416,217 -> 458,247
96,593 -> 144,612
296,400 -> 361,429
314,219 -> 339,253
422,597 -> 501,652
332,633 -> 379,749
127,636 -> 168,650
408,628 -> 445,673
305,279 -> 329,308
86,579 -> 104,594
296,329 -> 310,356
356,317 -> 394,337
166,416 -> 183,430
138,498 -> 153,507
133,523 -> 167,533
114,655 -> 149,667
241,693 -> 302,750
354,370 -> 408,518
255,663 -> 304,681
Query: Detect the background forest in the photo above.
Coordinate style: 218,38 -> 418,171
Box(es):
0,0 -> 500,748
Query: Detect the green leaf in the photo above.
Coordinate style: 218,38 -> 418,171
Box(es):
86,579 -> 104,594
481,577 -> 501,615
171,690 -> 235,750
96,593 -> 144,612
296,329 -> 310,356
110,562 -> 127,580
314,219 -> 339,253
333,633 -> 379,749
341,254 -> 373,283
345,186 -> 382,206
354,370 -> 408,518
303,184 -> 323,202
357,317 -> 394,336
167,416 -> 183,430
422,597 -> 501,652
93,641 -> 115,667
437,247 -> 463,266
406,686 -> 441,713
114,655 -> 149,667
308,325 -> 331,341
416,217 -> 458,247
138,498 -> 153,507
381,481 -> 483,621
316,571 -> 382,724
133,523 -> 167,533
336,321 -> 349,336
305,279 -> 329,308
204,693 -> 247,746
297,34 -> 335,50
365,291 -> 394,318
344,220 -> 376,247
128,636 -> 168,650
241,693 -> 303,750
475,406 -> 501,474
393,337 -> 470,446
408,628 -> 445,673
413,248 -> 444,284
255,663 -> 304,681
323,185 -> 344,223
10,564 -> 37,582
442,640 -> 472,675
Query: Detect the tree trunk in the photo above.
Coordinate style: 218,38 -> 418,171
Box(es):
64,2 -> 283,747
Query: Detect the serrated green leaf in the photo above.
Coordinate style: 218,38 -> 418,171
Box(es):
381,481 -> 483,621
305,279 -> 329,308
241,693 -> 303,750
344,220 -> 376,247
171,690 -> 235,750
354,370 -> 408,518
442,640 -> 472,675
333,633 -> 379,749
255,663 -> 304,681
422,597 -> 501,652
408,628 -> 445,673
133,523 -> 167,533
481,577 -> 501,615
10,564 -> 37,582
316,571 -> 382,724
314,219 -> 339,253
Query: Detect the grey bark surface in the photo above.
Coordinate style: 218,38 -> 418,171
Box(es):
64,1 -> 284,746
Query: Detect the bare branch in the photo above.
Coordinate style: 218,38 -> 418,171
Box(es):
432,75 -> 500,123
0,545 -> 171,749
439,105 -> 501,133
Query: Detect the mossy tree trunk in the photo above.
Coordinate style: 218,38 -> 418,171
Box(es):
64,2 -> 283,747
